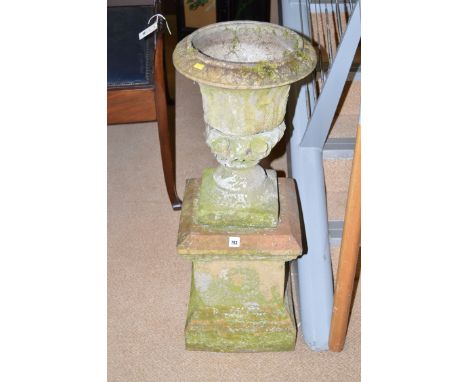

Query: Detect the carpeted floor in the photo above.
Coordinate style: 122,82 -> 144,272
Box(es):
108,73 -> 360,381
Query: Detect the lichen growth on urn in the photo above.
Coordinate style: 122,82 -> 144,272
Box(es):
240,61 -> 279,80
206,123 -> 285,169
173,21 -> 317,90
199,84 -> 290,135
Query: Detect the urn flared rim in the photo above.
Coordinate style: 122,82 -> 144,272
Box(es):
173,21 -> 317,90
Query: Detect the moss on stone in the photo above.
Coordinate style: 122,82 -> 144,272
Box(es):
196,168 -> 279,228
250,137 -> 268,154
186,321 -> 295,352
241,61 -> 279,80
231,32 -> 240,50
199,83 -> 289,135
295,48 -> 309,61
282,47 -> 310,74
173,21 -> 316,90
185,263 -> 296,352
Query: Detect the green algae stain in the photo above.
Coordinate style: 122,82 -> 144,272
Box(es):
201,267 -> 266,306
250,137 -> 268,154
294,48 -> 309,61
241,61 -> 279,80
210,137 -> 230,155
185,264 -> 296,352
186,325 -> 295,352
282,48 -> 310,74
199,83 -> 289,135
230,32 -> 240,52
196,168 -> 278,228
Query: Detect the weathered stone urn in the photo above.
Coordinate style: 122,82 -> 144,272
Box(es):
174,21 -> 316,228
174,21 -> 316,352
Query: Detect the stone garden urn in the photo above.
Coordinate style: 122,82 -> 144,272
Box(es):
174,21 -> 316,352
173,21 -> 316,228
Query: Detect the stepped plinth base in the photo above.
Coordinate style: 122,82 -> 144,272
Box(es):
196,167 -> 279,228
177,178 -> 303,352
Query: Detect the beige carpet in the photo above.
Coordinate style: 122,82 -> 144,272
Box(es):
108,73 -> 360,381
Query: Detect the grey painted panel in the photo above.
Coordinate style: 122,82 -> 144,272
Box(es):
282,0 -> 360,351
282,0 -> 334,351
329,220 -> 344,246
323,137 -> 356,159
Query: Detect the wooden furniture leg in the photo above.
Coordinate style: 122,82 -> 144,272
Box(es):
329,124 -> 361,352
154,32 -> 182,210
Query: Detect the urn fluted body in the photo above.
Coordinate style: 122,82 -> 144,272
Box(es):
173,21 -> 316,227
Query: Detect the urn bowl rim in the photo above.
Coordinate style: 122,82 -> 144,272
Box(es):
173,21 -> 317,90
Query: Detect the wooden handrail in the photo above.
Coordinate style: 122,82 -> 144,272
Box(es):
329,124 -> 361,352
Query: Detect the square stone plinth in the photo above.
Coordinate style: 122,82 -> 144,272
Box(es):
196,168 -> 279,228
176,178 -> 303,352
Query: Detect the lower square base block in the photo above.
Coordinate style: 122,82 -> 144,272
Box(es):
186,260 -> 296,352
176,178 -> 303,352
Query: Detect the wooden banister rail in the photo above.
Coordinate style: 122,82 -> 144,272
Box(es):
329,124 -> 361,352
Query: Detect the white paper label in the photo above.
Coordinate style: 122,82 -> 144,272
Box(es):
228,237 -> 240,248
139,23 -> 158,40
